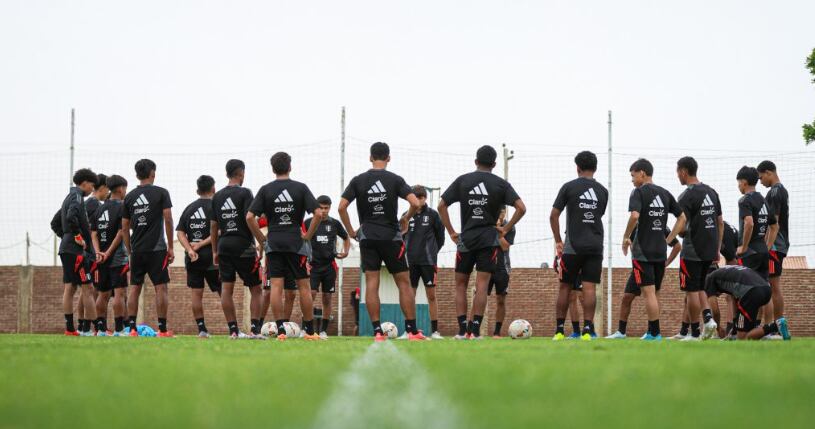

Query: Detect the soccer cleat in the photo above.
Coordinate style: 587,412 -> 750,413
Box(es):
605,331 -> 626,339
469,335 -> 483,341
198,331 -> 210,339
158,331 -> 174,338
96,331 -> 107,337
374,332 -> 387,342
580,333 -> 592,341
397,332 -> 409,340
465,333 -> 474,340
298,330 -> 305,339
113,330 -> 126,337
552,332 -> 566,341
128,329 -> 139,337
777,317 -> 791,340
303,333 -> 321,341
762,334 -> 783,341
453,334 -> 468,340
237,332 -> 251,339
431,331 -> 444,340
680,335 -> 701,342
668,333 -> 688,340
642,333 -> 663,341
408,331 -> 427,341
702,319 -> 718,340
80,331 -> 94,337
64,330 -> 79,336
277,333 -> 287,341
567,332 -> 581,339
229,332 -> 239,340
319,331 -> 329,340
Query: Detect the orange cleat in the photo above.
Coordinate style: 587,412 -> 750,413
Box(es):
128,329 -> 139,337
374,332 -> 387,342
64,330 -> 79,336
158,331 -> 174,338
408,331 -> 427,341
276,334 -> 287,341
303,333 -> 320,341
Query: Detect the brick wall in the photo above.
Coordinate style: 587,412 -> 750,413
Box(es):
1,266 -> 813,337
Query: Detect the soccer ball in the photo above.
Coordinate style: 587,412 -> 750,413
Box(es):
381,322 -> 399,339
508,319 -> 532,339
260,321 -> 277,337
282,321 -> 301,338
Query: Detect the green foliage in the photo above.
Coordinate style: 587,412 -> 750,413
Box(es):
808,47 -> 815,83
805,48 -> 815,145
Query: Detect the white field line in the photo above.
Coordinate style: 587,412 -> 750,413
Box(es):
312,341 -> 460,429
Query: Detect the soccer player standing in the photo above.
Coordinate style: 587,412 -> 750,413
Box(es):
439,145 -> 526,340
736,166 -> 777,280
59,169 -> 98,336
488,206 -> 515,338
666,156 -> 720,341
757,160 -> 792,340
704,265 -> 780,340
401,185 -> 445,339
90,175 -> 129,336
550,151 -> 607,341
122,159 -> 175,337
177,175 -> 221,338
304,195 -> 350,339
82,173 -> 107,334
248,152 -> 323,340
211,160 -> 263,339
619,158 -> 685,340
338,142 -> 424,342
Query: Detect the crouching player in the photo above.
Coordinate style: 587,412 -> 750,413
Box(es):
90,175 -> 130,336
177,175 -> 222,338
704,265 -> 780,340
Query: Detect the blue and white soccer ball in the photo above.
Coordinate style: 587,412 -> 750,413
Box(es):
508,319 -> 533,339
260,321 -> 277,337
282,321 -> 301,338
381,322 -> 399,339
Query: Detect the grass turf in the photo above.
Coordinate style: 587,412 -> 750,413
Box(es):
1,335 -> 813,429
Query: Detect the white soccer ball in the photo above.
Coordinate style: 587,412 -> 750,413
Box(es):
260,321 -> 277,337
508,319 -> 533,339
283,321 -> 301,338
381,322 -> 399,339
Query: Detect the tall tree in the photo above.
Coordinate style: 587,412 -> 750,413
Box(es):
805,47 -> 815,145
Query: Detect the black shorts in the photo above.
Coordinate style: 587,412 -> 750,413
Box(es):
360,240 -> 408,273
738,253 -> 769,280
455,247 -> 498,274
571,276 -> 583,291
60,253 -> 93,286
266,252 -> 310,280
628,260 -> 665,293
219,254 -> 262,287
769,251 -> 785,279
186,268 -> 221,293
735,287 -> 772,332
310,262 -> 338,293
488,271 -> 509,295
93,263 -> 129,292
409,265 -> 437,288
130,250 -> 170,286
558,254 -> 602,285
679,258 -> 713,292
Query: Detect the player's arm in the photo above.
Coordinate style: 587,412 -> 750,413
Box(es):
502,199 -> 526,236
337,197 -> 357,239
498,235 -> 511,252
66,194 -> 85,247
433,212 -> 445,248
437,198 -> 458,244
666,240 -> 681,266
209,220 -> 220,264
192,235 -> 211,252
163,207 -> 175,263
549,207 -> 563,256
106,230 -> 123,261
399,211 -> 409,235
765,206 -> 778,248
176,230 -> 197,262
302,210 -> 323,241
91,229 -> 104,261
246,212 -> 267,247
666,212 -> 686,245
404,193 -> 421,220
738,215 -> 751,256
622,211 -> 639,256
121,218 -> 132,255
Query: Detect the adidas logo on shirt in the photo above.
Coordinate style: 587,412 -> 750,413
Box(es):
98,211 -> 109,222
759,205 -> 768,216
133,194 -> 149,207
367,180 -> 386,194
702,194 -> 715,207
274,189 -> 294,203
191,207 -> 206,220
649,196 -> 665,208
221,197 -> 237,211
468,182 -> 489,196
579,188 -> 599,201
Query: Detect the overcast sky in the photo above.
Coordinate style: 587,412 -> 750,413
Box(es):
1,0 -> 814,154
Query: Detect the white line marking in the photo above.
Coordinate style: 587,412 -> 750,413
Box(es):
312,341 -> 460,429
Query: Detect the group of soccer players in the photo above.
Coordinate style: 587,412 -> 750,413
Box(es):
55,141 -> 792,341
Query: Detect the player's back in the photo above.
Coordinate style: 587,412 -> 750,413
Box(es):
766,183 -> 790,253
251,178 -> 317,254
344,169 -> 411,241
630,183 -> 680,262
212,185 -> 254,257
178,198 -> 214,258
677,183 -> 720,262
123,184 -> 172,252
554,176 -> 608,255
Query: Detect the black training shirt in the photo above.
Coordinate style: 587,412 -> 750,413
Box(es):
704,265 -> 770,299
58,187 -> 92,256
342,169 -> 412,241
91,199 -> 128,266
720,221 -> 739,262
250,179 -> 318,255
553,177 -> 608,255
677,183 -> 721,262
403,205 -> 445,266
765,183 -> 789,254
629,183 -> 682,262
212,185 -> 256,258
176,198 -> 215,265
122,184 -> 172,253
305,216 -> 348,265
738,191 -> 776,257
495,221 -> 516,274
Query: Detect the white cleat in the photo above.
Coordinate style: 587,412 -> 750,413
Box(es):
680,335 -> 701,342
397,332 -> 409,340
640,333 -> 648,340
198,331 -> 210,339
319,331 -> 329,340
238,332 -> 252,339
453,334 -> 468,340
605,331 -> 626,339
761,334 -> 783,341
298,330 -> 305,339
431,331 -> 444,340
702,320 -> 718,340
668,333 -> 688,340
80,331 -> 94,337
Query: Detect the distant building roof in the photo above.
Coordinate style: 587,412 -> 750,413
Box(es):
783,256 -> 808,269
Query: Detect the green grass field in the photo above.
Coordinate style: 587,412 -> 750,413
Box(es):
1,335 -> 814,429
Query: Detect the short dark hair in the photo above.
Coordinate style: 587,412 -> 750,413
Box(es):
135,159 -> 156,180
370,142 -> 390,161
574,151 -> 597,172
73,168 -> 97,186
676,156 -> 698,176
757,160 -> 777,173
94,174 -> 108,190
106,175 -> 128,192
476,145 -> 497,167
270,152 -> 291,175
412,185 -> 427,199
736,166 -> 759,186
197,175 -> 215,194
316,195 -> 332,206
225,159 -> 245,178
629,158 -> 653,176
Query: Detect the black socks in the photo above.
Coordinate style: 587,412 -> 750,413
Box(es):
556,318 -> 566,335
227,321 -> 239,335
114,317 -> 124,332
405,319 -> 418,335
690,322 -> 701,338
372,320 -> 383,335
320,318 -> 330,333
680,322 -> 690,336
494,321 -> 503,336
65,314 -> 75,332
457,315 -> 467,336
647,320 -> 660,336
431,320 -> 438,333
618,320 -> 628,335
571,321 -> 580,334
582,320 -> 595,335
157,318 -> 167,333
196,318 -> 207,333
702,309 -> 713,324
303,319 -> 314,335
469,315 -> 483,337
250,319 -> 261,335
